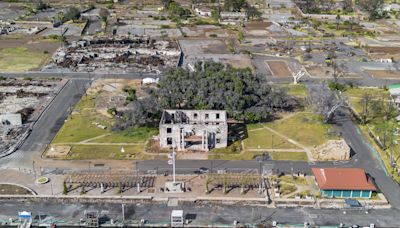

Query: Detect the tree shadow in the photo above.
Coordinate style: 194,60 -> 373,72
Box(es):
228,123 -> 248,145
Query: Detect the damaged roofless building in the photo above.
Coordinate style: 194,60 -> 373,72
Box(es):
51,36 -> 181,74
159,110 -> 228,151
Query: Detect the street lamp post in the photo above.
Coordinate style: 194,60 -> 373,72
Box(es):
121,204 -> 125,224
172,144 -> 176,183
32,161 -> 36,179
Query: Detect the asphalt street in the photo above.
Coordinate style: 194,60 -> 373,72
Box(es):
0,200 -> 398,227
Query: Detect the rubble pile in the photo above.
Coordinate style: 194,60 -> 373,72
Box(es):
52,36 -> 181,74
0,21 -> 16,36
0,78 -> 61,156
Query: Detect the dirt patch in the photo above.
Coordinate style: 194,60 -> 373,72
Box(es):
365,46 -> 400,55
245,21 -> 273,29
305,66 -> 333,78
266,60 -> 292,77
366,70 -> 400,79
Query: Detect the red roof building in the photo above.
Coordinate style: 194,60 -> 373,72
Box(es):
312,168 -> 376,198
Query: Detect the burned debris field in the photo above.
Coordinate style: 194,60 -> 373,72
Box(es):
50,36 -> 181,74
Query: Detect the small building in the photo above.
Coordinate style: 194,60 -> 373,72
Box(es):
159,110 -> 228,151
171,210 -> 184,227
312,168 -> 377,198
314,139 -> 351,161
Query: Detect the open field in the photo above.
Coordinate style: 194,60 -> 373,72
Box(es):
269,152 -> 308,161
68,145 -> 149,160
0,47 -> 48,72
244,128 -> 299,150
211,112 -> 334,161
0,36 -> 59,72
265,112 -> 338,148
279,84 -> 308,98
266,61 -> 292,77
366,70 -> 400,79
209,149 -> 308,161
0,184 -> 32,195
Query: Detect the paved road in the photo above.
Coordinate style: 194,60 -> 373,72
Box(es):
0,200 -> 398,227
332,109 -> 400,208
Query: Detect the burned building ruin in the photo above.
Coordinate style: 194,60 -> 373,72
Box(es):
159,110 -> 228,151
51,36 -> 181,74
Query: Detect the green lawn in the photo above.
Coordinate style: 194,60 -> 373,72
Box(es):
0,47 -> 49,72
279,84 -> 308,98
270,152 -> 308,161
52,113 -> 109,143
265,112 -> 338,147
91,127 -> 158,143
244,128 -> 299,149
210,112 -> 333,161
67,145 -> 150,160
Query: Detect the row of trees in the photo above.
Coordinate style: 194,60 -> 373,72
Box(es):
162,0 -> 191,20
113,62 -> 299,130
295,0 -> 386,20
223,0 -> 261,18
294,0 -> 353,14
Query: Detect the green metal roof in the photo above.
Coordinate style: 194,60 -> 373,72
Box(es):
388,84 -> 400,89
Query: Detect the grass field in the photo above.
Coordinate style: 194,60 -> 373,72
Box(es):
67,145 -> 150,160
211,112 -> 333,161
265,112 -> 338,147
50,94 -> 158,160
244,128 -> 299,149
269,152 -> 308,161
280,84 -> 308,98
0,47 -> 49,72
0,184 -> 32,195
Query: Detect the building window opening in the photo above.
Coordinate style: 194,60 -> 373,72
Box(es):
167,128 -> 172,133
205,113 -> 209,119
167,137 -> 173,145
216,113 -> 220,119
194,113 -> 198,119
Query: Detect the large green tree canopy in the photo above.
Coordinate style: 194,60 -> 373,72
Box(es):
113,62 -> 299,130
